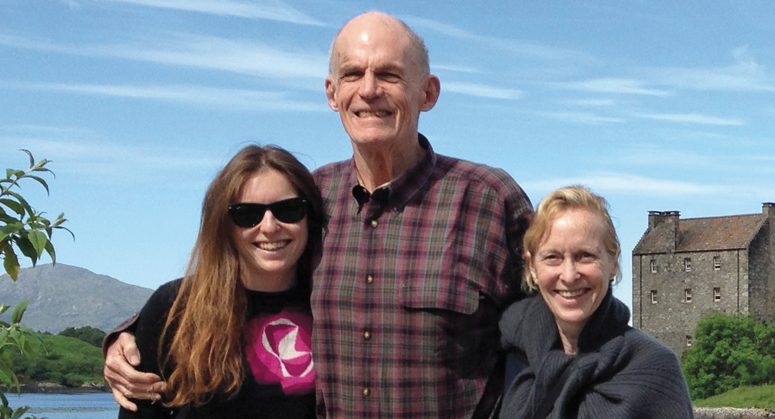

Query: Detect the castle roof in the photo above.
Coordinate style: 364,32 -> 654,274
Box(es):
633,213 -> 764,255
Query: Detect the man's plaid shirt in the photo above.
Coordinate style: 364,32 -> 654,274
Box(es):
311,135 -> 533,418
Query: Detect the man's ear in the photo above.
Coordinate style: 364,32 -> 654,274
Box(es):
420,74 -> 440,112
325,76 -> 339,111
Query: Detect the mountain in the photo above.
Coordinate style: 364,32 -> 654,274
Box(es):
0,263 -> 154,334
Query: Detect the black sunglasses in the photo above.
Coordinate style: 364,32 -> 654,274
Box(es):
228,197 -> 308,227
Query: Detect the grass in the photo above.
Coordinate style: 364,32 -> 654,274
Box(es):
9,333 -> 105,386
693,384 -> 775,409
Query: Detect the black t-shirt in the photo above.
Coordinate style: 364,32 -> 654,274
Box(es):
118,279 -> 315,419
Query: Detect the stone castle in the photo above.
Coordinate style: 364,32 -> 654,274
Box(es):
632,203 -> 775,355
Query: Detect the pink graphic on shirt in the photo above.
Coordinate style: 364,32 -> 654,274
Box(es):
244,308 -> 314,395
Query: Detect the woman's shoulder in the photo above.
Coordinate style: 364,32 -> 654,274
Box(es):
138,278 -> 183,320
500,295 -> 541,331
615,327 -> 684,374
499,295 -> 550,352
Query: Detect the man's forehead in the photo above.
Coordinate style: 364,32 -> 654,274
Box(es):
332,33 -> 412,67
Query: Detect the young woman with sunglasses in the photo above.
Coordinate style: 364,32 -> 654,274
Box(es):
118,145 -> 325,419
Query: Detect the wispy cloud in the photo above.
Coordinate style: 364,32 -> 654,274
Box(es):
0,32 -> 328,80
633,112 -> 745,126
523,173 -> 707,195
403,16 -> 594,63
59,0 -> 80,9
433,64 -> 483,74
555,78 -> 672,96
103,0 -> 325,26
561,98 -> 617,107
2,81 -> 326,111
0,133 -> 222,181
443,82 -> 524,100
401,16 -> 472,39
651,45 -> 775,92
537,111 -> 624,124
612,145 -> 721,168
524,172 -> 773,202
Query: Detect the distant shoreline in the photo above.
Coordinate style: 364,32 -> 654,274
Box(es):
7,382 -> 111,394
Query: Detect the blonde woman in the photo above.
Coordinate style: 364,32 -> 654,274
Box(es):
499,186 -> 693,419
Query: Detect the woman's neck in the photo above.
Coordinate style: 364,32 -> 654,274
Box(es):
556,320 -> 582,355
241,271 -> 296,292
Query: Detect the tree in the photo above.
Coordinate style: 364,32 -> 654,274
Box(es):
682,313 -> 775,400
0,150 -> 72,419
58,326 -> 106,347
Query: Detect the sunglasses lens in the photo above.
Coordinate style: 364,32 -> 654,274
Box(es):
229,204 -> 266,228
270,198 -> 308,223
228,198 -> 307,228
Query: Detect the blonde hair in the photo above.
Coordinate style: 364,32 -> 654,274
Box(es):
160,145 -> 325,407
522,185 -> 621,290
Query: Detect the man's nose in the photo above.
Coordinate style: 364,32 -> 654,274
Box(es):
358,72 -> 381,98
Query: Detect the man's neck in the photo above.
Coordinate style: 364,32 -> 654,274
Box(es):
352,137 -> 424,191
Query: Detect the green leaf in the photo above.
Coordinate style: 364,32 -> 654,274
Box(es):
11,405 -> 30,419
10,405 -> 30,419
0,359 -> 19,393
14,236 -> 38,262
44,241 -> 57,264
2,246 -> 20,280
0,305 -> 9,316
2,191 -> 33,217
32,161 -> 53,174
21,149 -> 34,169
10,301 -> 27,325
27,231 -> 47,257
1,222 -> 21,234
25,175 -> 50,195
0,199 -> 23,216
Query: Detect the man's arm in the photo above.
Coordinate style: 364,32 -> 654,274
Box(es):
103,331 -> 167,411
103,313 -> 167,412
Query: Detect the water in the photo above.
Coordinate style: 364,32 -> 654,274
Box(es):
5,392 -> 118,419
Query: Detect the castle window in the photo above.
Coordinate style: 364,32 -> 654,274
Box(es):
650,290 -> 658,304
650,259 -> 657,273
713,256 -> 721,270
684,288 -> 692,303
684,258 -> 692,272
686,336 -> 693,347
713,287 -> 721,302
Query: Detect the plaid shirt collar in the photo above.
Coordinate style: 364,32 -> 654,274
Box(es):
350,133 -> 436,216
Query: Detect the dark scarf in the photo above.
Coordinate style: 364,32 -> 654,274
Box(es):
499,288 -> 694,419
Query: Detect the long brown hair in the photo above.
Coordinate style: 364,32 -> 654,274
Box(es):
160,145 -> 325,407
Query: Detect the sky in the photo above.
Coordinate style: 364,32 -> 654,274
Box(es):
2,0 -> 774,311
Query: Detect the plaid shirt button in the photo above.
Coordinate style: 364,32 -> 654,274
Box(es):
370,220 -> 378,228
362,387 -> 370,396
363,330 -> 371,340
366,274 -> 374,284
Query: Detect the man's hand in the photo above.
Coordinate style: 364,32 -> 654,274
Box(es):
103,331 -> 167,411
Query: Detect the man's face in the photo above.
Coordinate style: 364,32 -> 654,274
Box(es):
325,17 -> 438,152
